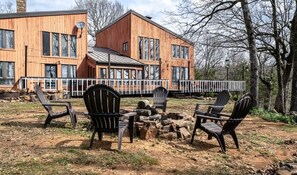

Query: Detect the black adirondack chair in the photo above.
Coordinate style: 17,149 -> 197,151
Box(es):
193,90 -> 230,119
152,86 -> 168,112
35,85 -> 77,128
191,93 -> 253,153
83,84 -> 134,150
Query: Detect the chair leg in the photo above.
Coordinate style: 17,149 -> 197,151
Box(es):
190,126 -> 197,144
70,112 -> 77,128
213,134 -> 226,153
89,131 -> 96,149
230,131 -> 239,149
98,132 -> 103,141
118,127 -> 126,150
44,115 -> 52,128
207,134 -> 212,140
129,116 -> 134,143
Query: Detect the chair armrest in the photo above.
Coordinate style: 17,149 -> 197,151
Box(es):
87,113 -> 123,118
212,113 -> 231,118
43,103 -> 69,107
50,100 -> 72,108
196,114 -> 229,121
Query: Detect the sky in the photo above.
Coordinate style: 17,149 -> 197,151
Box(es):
4,0 -> 178,25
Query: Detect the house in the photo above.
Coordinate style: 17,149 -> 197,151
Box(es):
88,10 -> 195,89
0,0 -> 88,91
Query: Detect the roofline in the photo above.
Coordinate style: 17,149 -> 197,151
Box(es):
0,10 -> 87,19
96,9 -> 194,46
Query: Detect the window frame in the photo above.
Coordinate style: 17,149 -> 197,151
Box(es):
0,29 -> 14,49
0,61 -> 15,86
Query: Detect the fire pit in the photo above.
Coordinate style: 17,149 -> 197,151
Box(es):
130,100 -> 195,140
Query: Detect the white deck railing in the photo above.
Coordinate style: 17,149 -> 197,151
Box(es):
19,77 -> 169,96
179,80 -> 246,93
19,77 -> 246,96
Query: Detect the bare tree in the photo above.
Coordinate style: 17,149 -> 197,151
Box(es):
0,1 -> 13,13
74,0 -> 125,43
290,0 -> 297,111
166,0 -> 259,107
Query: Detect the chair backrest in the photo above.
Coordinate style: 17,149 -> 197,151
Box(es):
222,93 -> 253,132
210,90 -> 230,114
83,84 -> 121,131
152,86 -> 168,106
35,84 -> 52,113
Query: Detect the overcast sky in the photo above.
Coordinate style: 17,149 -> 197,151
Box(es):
5,0 -> 178,25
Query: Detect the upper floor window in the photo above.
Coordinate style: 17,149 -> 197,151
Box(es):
42,31 -> 76,58
123,42 -> 128,51
0,61 -> 14,85
172,44 -> 189,59
0,29 -> 14,49
138,36 -> 160,61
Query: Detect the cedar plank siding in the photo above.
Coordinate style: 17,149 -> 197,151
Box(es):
0,11 -> 88,89
95,11 -> 194,89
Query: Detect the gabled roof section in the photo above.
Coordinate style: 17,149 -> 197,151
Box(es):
0,10 -> 87,19
87,47 -> 143,66
96,9 -> 194,46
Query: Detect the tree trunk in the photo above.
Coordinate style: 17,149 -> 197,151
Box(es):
241,0 -> 259,107
290,1 -> 297,111
271,0 -> 285,113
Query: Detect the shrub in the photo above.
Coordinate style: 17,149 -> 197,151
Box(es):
251,108 -> 297,124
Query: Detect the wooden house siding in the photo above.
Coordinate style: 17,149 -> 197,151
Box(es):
0,12 -> 88,89
95,11 -> 195,89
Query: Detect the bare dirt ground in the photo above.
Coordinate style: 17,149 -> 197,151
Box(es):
0,98 -> 296,175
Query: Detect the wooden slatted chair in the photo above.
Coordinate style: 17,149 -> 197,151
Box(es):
193,90 -> 230,119
83,84 -> 134,150
35,85 -> 77,128
191,93 -> 253,153
152,86 -> 169,112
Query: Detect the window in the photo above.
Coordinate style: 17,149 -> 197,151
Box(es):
150,65 -> 159,79
0,29 -> 14,49
100,68 -> 106,78
137,70 -> 142,79
61,34 -> 68,57
150,38 -> 154,60
42,32 -> 50,56
116,69 -> 122,79
144,66 -> 149,79
172,45 -> 176,58
110,68 -> 114,79
138,36 -> 160,61
181,67 -> 188,80
70,35 -> 77,57
123,42 -> 128,51
42,32 -> 76,58
62,65 -> 77,78
124,69 -> 129,79
172,45 -> 188,59
144,38 -> 149,60
185,47 -> 189,59
52,33 -> 59,56
0,62 -> 14,85
45,64 -> 57,89
131,70 -> 136,79
172,66 -> 180,82
155,39 -> 160,60
139,37 -> 143,59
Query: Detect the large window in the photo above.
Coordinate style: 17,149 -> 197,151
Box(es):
42,32 -> 50,56
0,29 -> 14,49
137,70 -> 142,79
172,44 -> 189,59
45,64 -> 57,89
0,62 -> 14,85
61,34 -> 68,57
62,65 -> 77,78
42,32 -> 76,58
52,33 -> 59,56
150,65 -> 159,79
138,37 -> 160,61
109,68 -> 114,79
172,66 -> 180,82
144,66 -> 149,79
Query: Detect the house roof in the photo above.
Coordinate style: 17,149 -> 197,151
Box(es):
87,47 -> 144,66
96,9 -> 194,46
0,10 -> 87,19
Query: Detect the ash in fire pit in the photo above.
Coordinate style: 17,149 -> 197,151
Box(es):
133,100 -> 195,140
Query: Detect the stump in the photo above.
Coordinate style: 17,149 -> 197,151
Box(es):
137,100 -> 150,109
